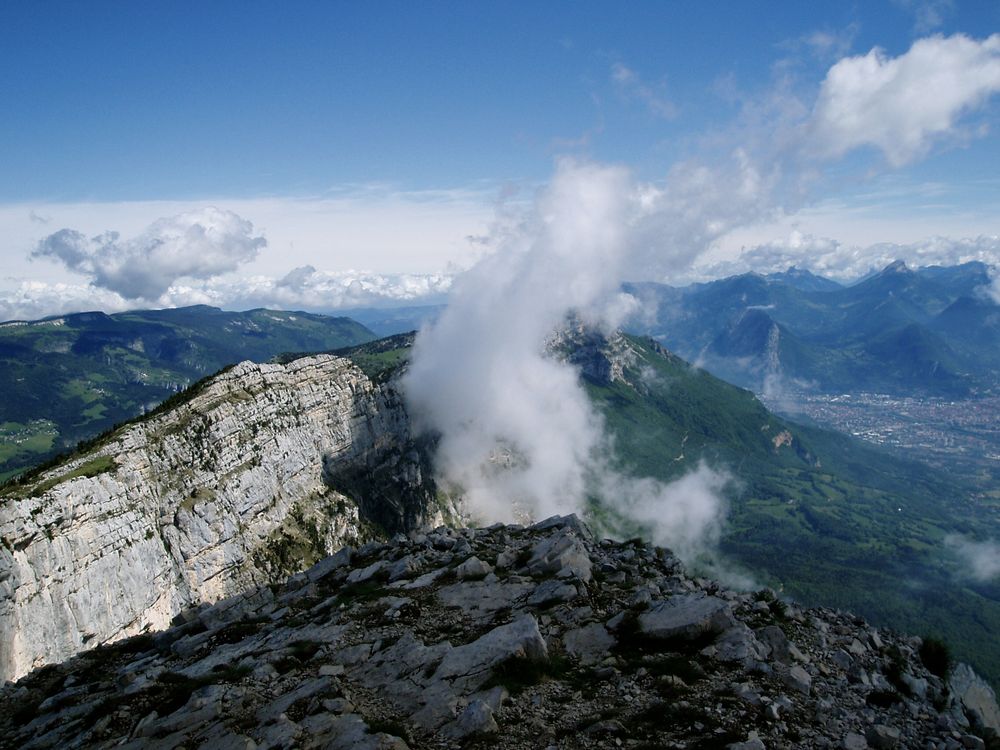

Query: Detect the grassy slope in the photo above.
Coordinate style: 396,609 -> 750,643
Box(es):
587,335 -> 1000,686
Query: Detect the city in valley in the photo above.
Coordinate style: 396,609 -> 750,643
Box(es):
766,391 -> 1000,485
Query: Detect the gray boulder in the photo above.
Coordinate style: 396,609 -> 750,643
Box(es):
433,614 -> 548,689
530,514 -> 595,541
563,623 -> 616,666
950,662 -> 1000,737
527,579 -> 578,607
456,556 -> 493,580
441,699 -> 498,739
524,529 -> 593,582
865,724 -> 900,749
637,594 -> 735,640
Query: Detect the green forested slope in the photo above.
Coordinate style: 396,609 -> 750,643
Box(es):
0,305 -> 374,480
584,335 -> 999,686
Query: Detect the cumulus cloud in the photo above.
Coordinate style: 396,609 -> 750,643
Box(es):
404,160 -> 730,565
808,34 -> 1000,166
945,534 -> 1000,582
611,62 -> 678,120
31,207 -> 266,300
698,231 -> 1000,283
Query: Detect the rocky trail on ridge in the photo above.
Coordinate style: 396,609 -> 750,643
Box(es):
2,515 -> 997,750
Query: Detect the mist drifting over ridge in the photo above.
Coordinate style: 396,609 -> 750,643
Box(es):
402,160 -> 732,564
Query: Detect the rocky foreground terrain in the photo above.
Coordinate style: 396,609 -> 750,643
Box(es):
2,515 -> 997,750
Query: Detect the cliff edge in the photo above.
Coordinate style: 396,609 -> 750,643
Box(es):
0,354 -> 439,682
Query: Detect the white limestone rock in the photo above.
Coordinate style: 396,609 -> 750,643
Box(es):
0,354 -> 431,682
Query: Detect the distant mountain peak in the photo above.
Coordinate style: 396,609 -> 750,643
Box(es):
763,266 -> 842,292
883,259 -> 910,274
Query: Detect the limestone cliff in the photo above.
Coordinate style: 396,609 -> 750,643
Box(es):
0,354 -> 439,682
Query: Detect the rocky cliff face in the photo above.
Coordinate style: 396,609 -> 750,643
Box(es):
1,516 -> 996,749
0,354 -> 440,683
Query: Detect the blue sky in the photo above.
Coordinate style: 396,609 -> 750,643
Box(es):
2,1 -> 1000,317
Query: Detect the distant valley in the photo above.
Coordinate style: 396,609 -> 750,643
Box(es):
623,261 -> 1000,494
0,306 -> 374,481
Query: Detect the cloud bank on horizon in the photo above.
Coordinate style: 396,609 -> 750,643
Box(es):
6,206 -> 454,321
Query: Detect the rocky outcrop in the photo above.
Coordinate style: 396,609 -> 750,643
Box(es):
550,324 -> 637,386
0,355 -> 440,683
2,516 -> 996,749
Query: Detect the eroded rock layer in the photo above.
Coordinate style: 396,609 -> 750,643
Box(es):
0,355 -> 437,682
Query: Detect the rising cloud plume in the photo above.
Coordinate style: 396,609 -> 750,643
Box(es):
404,160 -> 730,563
31,207 -> 266,300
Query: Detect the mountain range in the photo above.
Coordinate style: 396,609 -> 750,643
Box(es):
625,260 -> 1000,397
0,306 -> 374,482
4,259 -> 996,486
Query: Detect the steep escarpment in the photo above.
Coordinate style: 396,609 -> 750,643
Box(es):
0,354 -> 439,683
2,516 -> 997,749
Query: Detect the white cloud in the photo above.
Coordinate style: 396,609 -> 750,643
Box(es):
626,149 -> 782,282
0,268 -> 453,323
404,160 -> 729,565
0,281 -> 134,322
31,208 -> 266,300
945,534 -> 1000,582
697,231 -> 1000,282
808,33 -> 1000,166
196,266 -> 453,311
611,62 -> 677,120
405,160 -> 635,521
604,463 -> 731,564
0,188 -> 494,284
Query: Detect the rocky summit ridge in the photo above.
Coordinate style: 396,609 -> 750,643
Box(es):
2,515 -> 997,750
